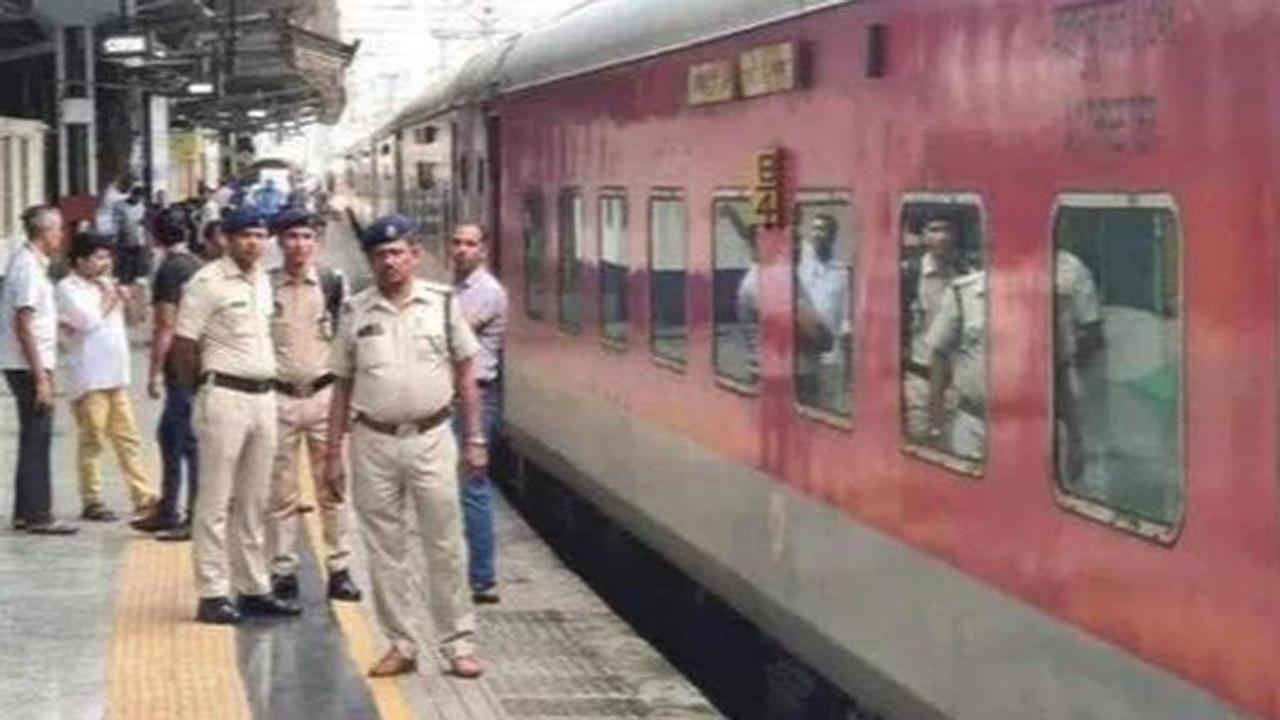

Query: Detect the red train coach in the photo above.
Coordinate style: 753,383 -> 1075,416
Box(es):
357,0 -> 1280,717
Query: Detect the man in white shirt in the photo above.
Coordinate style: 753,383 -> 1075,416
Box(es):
0,205 -> 76,534
794,214 -> 850,410
57,231 -> 161,524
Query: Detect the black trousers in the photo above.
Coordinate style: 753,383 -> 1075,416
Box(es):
5,370 -> 53,523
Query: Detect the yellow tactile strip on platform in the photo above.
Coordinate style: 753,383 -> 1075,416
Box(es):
105,539 -> 250,720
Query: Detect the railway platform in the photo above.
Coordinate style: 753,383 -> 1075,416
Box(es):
0,334 -> 718,720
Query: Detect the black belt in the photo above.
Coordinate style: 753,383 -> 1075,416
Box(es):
275,373 -> 336,398
477,378 -> 498,389
202,372 -> 275,395
355,407 -> 452,438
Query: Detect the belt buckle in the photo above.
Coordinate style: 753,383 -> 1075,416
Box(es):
394,423 -> 415,439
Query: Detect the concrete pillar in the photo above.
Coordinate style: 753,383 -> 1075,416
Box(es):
55,23 -> 96,197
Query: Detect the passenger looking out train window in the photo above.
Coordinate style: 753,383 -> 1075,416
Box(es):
900,199 -> 986,472
522,191 -> 547,320
649,192 -> 687,365
713,196 -> 758,388
599,191 -> 628,345
1053,198 -> 1183,531
557,188 -> 584,333
793,197 -> 853,418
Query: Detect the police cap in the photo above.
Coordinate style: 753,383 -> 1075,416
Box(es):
222,206 -> 271,235
270,206 -> 322,235
361,214 -> 418,250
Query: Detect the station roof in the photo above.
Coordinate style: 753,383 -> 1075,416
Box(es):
132,0 -> 357,132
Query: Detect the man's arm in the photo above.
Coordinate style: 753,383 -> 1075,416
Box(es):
322,378 -> 353,502
454,356 -> 487,471
168,336 -> 202,390
147,302 -> 178,398
14,308 -> 52,409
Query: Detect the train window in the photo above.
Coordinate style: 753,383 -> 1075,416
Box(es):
793,193 -> 854,419
477,158 -> 487,195
459,153 -> 470,193
522,191 -> 547,320
557,188 -> 584,333
899,194 -> 987,475
1052,193 -> 1183,541
649,191 -> 687,366
599,190 -> 628,346
712,192 -> 758,390
413,126 -> 437,145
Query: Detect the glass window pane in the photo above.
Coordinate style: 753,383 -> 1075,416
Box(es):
557,188 -> 584,332
899,199 -> 987,471
793,198 -> 854,417
599,192 -> 628,344
522,191 -> 546,320
713,196 -> 759,387
1054,201 -> 1182,527
649,194 -> 687,363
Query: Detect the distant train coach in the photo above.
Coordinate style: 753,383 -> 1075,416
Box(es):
335,1 -> 1279,717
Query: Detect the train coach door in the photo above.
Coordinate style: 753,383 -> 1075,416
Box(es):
487,112 -> 503,277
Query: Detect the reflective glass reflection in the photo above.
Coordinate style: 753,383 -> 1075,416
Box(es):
899,201 -> 986,469
1054,204 -> 1182,526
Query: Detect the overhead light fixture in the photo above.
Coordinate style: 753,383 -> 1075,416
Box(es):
247,108 -> 268,119
186,82 -> 215,96
102,33 -> 149,56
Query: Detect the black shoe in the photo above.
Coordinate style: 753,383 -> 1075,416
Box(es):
155,523 -> 192,542
327,570 -> 362,602
81,504 -> 119,522
271,573 -> 299,600
130,511 -> 179,533
237,593 -> 302,617
196,597 -> 241,625
471,585 -> 500,604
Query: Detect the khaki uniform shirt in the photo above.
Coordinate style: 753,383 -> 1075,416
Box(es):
910,251 -> 958,365
175,256 -> 277,379
330,279 -> 480,424
270,266 -> 336,384
924,271 -> 987,404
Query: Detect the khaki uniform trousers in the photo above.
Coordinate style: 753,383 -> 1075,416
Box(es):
266,388 -> 352,576
351,421 -> 474,660
192,385 -> 277,599
72,388 -> 158,511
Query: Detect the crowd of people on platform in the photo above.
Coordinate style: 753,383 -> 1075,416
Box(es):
1,175 -> 508,679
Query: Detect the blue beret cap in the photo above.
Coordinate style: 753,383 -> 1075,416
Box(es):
222,206 -> 270,235
270,206 -> 320,235
361,214 -> 418,249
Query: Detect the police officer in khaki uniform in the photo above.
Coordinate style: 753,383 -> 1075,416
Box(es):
172,206 -> 302,624
924,270 -> 988,461
324,214 -> 485,679
264,207 -> 361,602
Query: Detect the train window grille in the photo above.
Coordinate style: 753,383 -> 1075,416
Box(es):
792,192 -> 855,422
416,162 -> 436,191
522,191 -> 547,320
598,189 -> 628,348
1051,193 -> 1184,544
712,190 -> 759,393
648,190 -> 688,368
557,187 -> 585,334
898,192 -> 988,477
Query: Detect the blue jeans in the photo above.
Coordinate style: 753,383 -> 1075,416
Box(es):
157,382 -> 199,523
457,380 -> 501,591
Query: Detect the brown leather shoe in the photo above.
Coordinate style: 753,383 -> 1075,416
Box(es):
368,649 -> 417,677
447,655 -> 483,679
